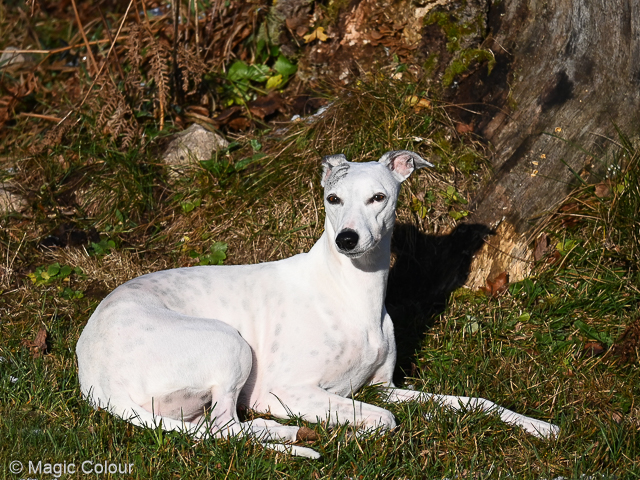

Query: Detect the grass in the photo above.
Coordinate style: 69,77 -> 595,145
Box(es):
2,1 -> 640,478
2,104 -> 640,478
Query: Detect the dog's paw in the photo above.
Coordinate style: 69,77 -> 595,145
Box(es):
525,419 -> 560,439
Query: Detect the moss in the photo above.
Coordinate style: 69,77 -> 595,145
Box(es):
455,152 -> 479,174
324,0 -> 350,23
425,10 -> 483,54
442,48 -> 496,87
423,53 -> 440,77
424,4 -> 494,88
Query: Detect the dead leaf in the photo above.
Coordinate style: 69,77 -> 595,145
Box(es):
416,98 -> 431,109
583,341 -> 606,357
482,271 -> 509,297
595,182 -> 611,198
285,12 -> 311,37
304,27 -> 328,43
22,326 -> 48,357
547,250 -> 561,265
534,233 -> 549,261
186,105 -> 210,117
227,117 -> 251,131
559,203 -> 578,213
456,122 -> 473,134
296,426 -> 318,442
610,412 -> 623,424
561,216 -> 580,228
213,106 -> 242,125
612,318 -> 640,364
248,92 -> 285,119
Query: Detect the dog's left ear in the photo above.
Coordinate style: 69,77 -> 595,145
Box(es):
321,154 -> 348,187
378,150 -> 433,182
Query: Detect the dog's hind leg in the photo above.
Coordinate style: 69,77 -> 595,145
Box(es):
105,391 -> 319,458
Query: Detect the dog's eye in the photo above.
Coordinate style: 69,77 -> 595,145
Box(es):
372,193 -> 386,202
327,194 -> 341,205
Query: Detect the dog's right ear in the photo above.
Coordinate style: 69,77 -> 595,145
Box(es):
379,150 -> 433,182
321,154 -> 348,187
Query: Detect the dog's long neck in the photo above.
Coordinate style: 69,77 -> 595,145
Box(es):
311,219 -> 392,321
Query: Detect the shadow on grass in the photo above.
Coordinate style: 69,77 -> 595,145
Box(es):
386,222 -> 492,384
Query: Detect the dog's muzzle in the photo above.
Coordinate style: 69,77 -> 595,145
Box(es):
335,230 -> 359,251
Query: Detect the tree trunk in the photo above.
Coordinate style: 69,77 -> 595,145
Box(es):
435,0 -> 640,287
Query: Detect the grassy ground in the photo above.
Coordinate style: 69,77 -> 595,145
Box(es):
2,1 -> 640,479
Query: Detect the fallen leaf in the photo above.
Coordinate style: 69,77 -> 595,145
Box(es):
22,326 -> 48,357
304,27 -> 328,43
456,122 -> 473,134
595,182 -> 611,198
405,95 -> 419,106
610,412 -> 623,424
296,426 -> 319,442
213,106 -> 242,125
227,117 -> 251,131
416,98 -> 431,109
534,233 -> 549,261
547,250 -> 561,264
186,106 -> 209,117
248,92 -> 285,119
612,318 -> 640,364
583,341 -> 606,357
482,271 -> 509,297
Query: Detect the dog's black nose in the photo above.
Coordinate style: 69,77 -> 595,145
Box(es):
335,230 -> 359,251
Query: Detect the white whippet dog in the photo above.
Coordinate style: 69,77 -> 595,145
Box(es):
76,150 -> 559,459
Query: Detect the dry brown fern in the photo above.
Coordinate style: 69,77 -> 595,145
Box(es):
124,23 -> 144,99
92,79 -> 140,149
176,44 -> 209,96
145,33 -> 172,130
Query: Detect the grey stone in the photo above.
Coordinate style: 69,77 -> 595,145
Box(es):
161,124 -> 228,170
0,183 -> 27,213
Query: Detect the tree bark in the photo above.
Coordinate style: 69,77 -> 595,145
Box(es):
435,0 -> 640,286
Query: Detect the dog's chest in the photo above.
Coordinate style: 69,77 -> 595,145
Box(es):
317,327 -> 387,394
261,313 -> 388,395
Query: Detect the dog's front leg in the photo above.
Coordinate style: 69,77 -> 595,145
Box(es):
264,386 -> 397,432
378,387 -> 559,439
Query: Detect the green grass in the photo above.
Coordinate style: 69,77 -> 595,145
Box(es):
2,134 -> 640,478
1,1 -> 640,477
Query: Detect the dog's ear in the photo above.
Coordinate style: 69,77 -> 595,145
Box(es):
321,154 -> 348,187
378,150 -> 433,182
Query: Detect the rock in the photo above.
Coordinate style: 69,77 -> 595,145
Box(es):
161,124 -> 228,172
0,183 -> 28,213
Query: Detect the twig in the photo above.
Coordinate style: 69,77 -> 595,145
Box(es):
98,7 -> 126,80
70,0 -> 99,76
19,112 -> 63,122
57,0 -> 134,127
0,39 -> 129,56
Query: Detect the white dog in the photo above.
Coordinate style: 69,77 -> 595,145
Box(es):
76,151 -> 558,458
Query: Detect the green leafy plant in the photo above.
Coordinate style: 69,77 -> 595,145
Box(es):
188,242 -> 228,266
89,238 -> 117,257
27,263 -> 85,299
27,263 -> 82,286
180,198 -> 201,214
222,54 -> 297,106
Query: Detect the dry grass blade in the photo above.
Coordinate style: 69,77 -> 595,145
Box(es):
70,0 -> 98,76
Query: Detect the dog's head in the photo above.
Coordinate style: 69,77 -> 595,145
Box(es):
321,151 -> 433,258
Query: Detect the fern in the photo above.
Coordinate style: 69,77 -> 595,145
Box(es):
146,32 -> 172,130
176,44 -> 209,96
